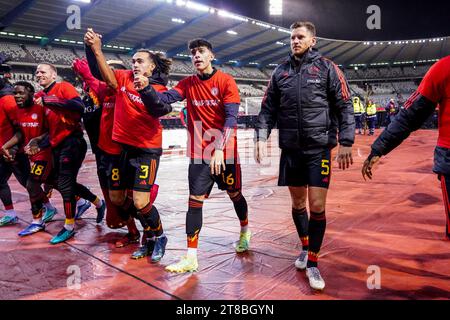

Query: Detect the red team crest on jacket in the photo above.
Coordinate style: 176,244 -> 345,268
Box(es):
210,87 -> 219,96
308,65 -> 321,75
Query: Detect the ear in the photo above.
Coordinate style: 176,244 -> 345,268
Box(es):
311,36 -> 317,47
209,52 -> 215,62
150,61 -> 157,72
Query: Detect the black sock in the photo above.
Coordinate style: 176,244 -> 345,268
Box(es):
138,203 -> 163,237
230,192 -> 248,226
75,183 -> 97,203
307,211 -> 326,268
187,198 -> 203,248
62,199 -> 76,220
27,180 -> 46,218
292,207 -> 309,251
0,183 -> 13,209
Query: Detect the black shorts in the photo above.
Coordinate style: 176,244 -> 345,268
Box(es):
82,103 -> 102,155
188,160 -> 242,196
278,148 -> 331,189
29,159 -> 52,183
97,150 -> 122,190
119,146 -> 160,192
52,133 -> 87,179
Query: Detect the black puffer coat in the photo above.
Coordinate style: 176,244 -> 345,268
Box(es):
255,48 -> 355,152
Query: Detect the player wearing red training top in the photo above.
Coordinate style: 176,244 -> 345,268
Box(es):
1,81 -> 58,235
34,63 -> 105,244
73,58 -> 143,248
362,55 -> 450,239
84,28 -> 172,262
0,78 -> 29,226
140,39 -> 251,273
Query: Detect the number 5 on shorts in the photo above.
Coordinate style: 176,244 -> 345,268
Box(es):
321,159 -> 330,175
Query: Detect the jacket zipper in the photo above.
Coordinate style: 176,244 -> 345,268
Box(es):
297,67 -> 302,145
298,64 -> 308,146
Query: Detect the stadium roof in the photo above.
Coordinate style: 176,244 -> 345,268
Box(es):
0,0 -> 449,68
197,0 -> 450,41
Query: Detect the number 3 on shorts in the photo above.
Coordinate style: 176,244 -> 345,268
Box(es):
139,165 -> 149,179
321,159 -> 330,175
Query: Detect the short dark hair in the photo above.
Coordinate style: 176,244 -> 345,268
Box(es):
37,62 -> 57,73
14,81 -> 35,94
188,38 -> 213,52
290,21 -> 316,36
136,49 -> 172,75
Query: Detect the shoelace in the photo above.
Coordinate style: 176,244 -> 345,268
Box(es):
169,257 -> 189,268
240,232 -> 249,242
309,268 -> 322,281
181,256 -> 195,265
299,251 -> 307,260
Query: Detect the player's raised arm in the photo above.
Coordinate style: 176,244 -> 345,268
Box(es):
84,28 -> 118,90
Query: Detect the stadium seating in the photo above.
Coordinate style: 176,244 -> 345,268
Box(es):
1,41 -> 436,83
345,65 -> 429,80
171,60 -> 195,74
27,45 -> 78,66
76,49 -> 120,62
391,81 -> 417,94
0,42 -> 33,62
238,84 -> 265,97
0,40 -> 430,109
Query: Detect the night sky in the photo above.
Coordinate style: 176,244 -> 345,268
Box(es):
195,0 -> 450,41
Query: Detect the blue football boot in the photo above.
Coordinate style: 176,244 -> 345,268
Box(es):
151,235 -> 168,263
50,227 -> 75,244
75,200 -> 91,220
95,200 -> 106,223
18,222 -> 45,237
42,207 -> 58,223
0,215 -> 18,226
